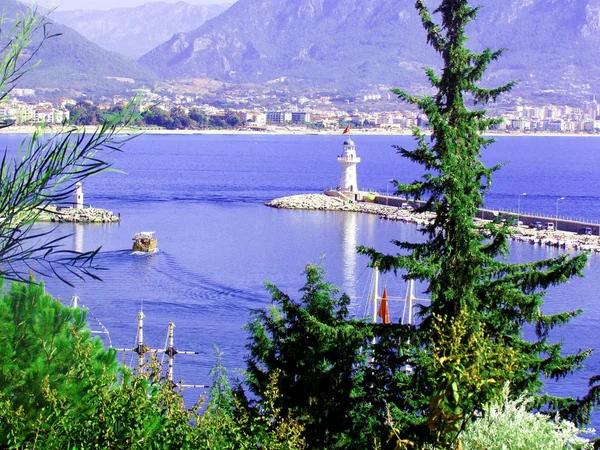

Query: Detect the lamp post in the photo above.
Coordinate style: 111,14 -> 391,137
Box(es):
386,179 -> 394,206
517,192 -> 526,226
555,197 -> 565,230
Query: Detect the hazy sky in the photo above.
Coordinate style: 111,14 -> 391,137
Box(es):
31,0 -> 235,11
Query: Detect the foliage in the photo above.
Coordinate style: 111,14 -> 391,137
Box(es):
0,278 -> 119,447
66,100 -> 104,125
0,278 -> 306,449
246,264 -> 388,449
459,385 -> 593,450
4,1 -> 157,95
137,106 -> 246,130
357,0 -> 591,447
197,358 -> 306,449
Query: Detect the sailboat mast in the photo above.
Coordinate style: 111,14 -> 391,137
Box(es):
167,322 -> 175,382
137,311 -> 145,369
371,267 -> 379,323
407,279 -> 414,325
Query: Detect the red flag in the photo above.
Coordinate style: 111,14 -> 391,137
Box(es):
342,125 -> 351,134
377,288 -> 390,324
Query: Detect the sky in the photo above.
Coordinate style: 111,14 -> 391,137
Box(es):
31,0 -> 235,11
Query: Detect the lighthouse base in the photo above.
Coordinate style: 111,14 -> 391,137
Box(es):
324,189 -> 370,202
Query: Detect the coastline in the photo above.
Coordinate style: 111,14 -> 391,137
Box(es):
266,194 -> 600,252
0,125 -> 598,138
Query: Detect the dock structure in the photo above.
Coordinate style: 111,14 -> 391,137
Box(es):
368,194 -> 600,236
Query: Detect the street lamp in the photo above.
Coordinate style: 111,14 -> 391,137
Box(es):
386,179 -> 395,206
555,197 -> 565,230
517,192 -> 526,226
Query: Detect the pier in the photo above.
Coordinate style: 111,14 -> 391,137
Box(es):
266,192 -> 600,252
370,194 -> 600,236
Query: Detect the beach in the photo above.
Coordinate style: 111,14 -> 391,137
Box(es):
1,124 -> 598,138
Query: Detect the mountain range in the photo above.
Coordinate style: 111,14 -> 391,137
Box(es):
53,2 -> 231,59
5,0 -> 600,100
138,0 -> 600,96
0,0 -> 157,95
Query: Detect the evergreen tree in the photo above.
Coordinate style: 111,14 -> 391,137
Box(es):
245,264 -> 383,449
0,278 -> 119,444
359,0 -> 591,446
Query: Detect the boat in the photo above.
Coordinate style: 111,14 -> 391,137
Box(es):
132,232 -> 157,252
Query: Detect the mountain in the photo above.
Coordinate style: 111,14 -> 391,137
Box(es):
0,0 -> 157,95
138,0 -> 600,96
52,2 -> 231,59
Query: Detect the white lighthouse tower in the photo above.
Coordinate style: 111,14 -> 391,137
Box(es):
73,182 -> 83,209
337,138 -> 361,195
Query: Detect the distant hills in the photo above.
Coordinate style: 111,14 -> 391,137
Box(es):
53,2 -> 231,59
0,0 -> 157,95
4,0 -> 600,100
138,0 -> 600,97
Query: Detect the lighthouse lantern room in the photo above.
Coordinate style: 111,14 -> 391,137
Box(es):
337,138 -> 361,194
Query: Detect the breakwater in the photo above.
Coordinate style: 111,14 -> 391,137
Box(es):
371,195 -> 600,235
37,206 -> 120,223
266,194 -> 434,225
266,194 -> 600,252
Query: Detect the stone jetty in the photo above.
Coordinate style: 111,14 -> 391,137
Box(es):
267,194 -> 384,213
266,194 -> 600,253
266,194 -> 436,224
37,206 -> 120,223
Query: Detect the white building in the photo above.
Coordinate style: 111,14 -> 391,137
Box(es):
12,88 -> 35,97
337,138 -> 360,194
73,182 -> 83,209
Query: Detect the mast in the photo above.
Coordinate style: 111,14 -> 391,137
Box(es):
136,311 -> 145,369
115,312 -> 202,385
405,279 -> 415,325
371,267 -> 379,323
163,322 -> 202,387
166,322 -> 176,382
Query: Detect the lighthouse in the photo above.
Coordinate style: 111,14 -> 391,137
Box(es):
73,182 -> 83,209
337,138 -> 361,194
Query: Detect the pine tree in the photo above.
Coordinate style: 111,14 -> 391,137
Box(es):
0,278 -> 119,443
359,0 -> 591,446
245,264 -> 381,449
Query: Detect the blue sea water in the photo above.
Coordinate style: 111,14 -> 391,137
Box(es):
4,133 -> 600,428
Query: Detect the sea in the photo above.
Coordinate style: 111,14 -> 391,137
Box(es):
4,133 -> 600,430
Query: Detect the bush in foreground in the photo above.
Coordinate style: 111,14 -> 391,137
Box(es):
0,278 -> 305,449
460,385 -> 593,450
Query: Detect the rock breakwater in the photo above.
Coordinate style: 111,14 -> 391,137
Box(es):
266,194 -> 381,213
38,206 -> 120,223
266,194 -> 600,253
265,194 -> 435,223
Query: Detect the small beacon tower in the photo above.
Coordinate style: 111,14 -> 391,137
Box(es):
337,138 -> 361,194
73,182 -> 83,209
